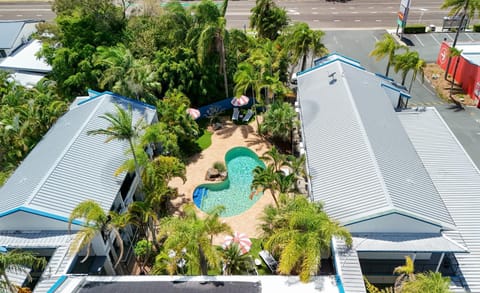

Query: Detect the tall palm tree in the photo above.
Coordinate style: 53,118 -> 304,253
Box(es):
197,16 -> 229,99
234,61 -> 264,131
370,34 -> 406,77
95,44 -> 160,104
0,250 -> 46,293
156,204 -> 232,275
261,146 -> 288,172
441,0 -> 480,80
285,23 -> 327,72
261,102 -> 297,143
252,165 -> 280,207
68,200 -> 128,269
408,54 -> 426,92
87,104 -> 145,185
260,195 -> 352,282
250,0 -> 289,40
449,47 -> 463,97
393,50 -> 421,86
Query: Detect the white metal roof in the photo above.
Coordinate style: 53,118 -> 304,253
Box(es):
399,108 -> 480,293
0,92 -> 157,226
0,21 -> 24,49
296,59 -> 455,229
0,40 -> 51,73
0,231 -> 73,248
332,238 -> 366,293
352,233 -> 467,253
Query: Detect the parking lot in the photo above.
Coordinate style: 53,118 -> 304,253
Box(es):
402,31 -> 480,62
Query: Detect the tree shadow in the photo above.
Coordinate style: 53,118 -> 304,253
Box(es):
240,124 -> 255,139
400,37 -> 415,46
215,122 -> 238,139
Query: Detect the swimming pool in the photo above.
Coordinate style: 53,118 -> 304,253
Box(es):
193,147 -> 265,217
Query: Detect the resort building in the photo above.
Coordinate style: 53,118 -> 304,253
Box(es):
0,39 -> 51,87
0,91 -> 157,292
0,20 -> 43,58
296,53 -> 480,292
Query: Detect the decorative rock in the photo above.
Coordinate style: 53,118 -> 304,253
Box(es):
205,168 -> 220,181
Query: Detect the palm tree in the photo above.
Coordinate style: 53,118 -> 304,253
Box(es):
197,16 -> 230,99
260,195 -> 352,282
0,250 -> 46,293
250,0 -> 289,40
87,104 -> 145,186
252,165 -> 280,207
261,146 -> 288,172
449,47 -> 463,97
441,0 -> 480,80
221,244 -> 252,275
401,271 -> 451,293
393,256 -> 416,291
234,61 -> 264,131
408,54 -> 426,93
95,44 -> 160,104
68,200 -> 128,269
370,34 -> 406,77
156,204 -> 232,275
393,50 -> 421,86
261,102 -> 297,143
285,22 -> 327,72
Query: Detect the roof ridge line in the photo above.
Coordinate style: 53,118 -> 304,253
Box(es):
341,64 -> 394,208
24,95 -> 107,207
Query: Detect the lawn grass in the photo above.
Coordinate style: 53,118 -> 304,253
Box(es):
196,130 -> 213,150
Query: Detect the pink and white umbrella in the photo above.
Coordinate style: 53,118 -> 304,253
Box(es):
231,95 -> 249,107
186,108 -> 201,120
222,232 -> 252,255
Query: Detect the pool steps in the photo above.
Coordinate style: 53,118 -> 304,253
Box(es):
193,187 -> 208,208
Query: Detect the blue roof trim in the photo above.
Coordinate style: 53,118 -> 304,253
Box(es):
336,275 -> 346,293
345,211 -> 443,229
313,52 -> 361,65
47,275 -> 68,293
375,73 -> 394,81
78,91 -> 156,110
381,83 -> 412,99
297,58 -> 365,76
0,207 -> 83,226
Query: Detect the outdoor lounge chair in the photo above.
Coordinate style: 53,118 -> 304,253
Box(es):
232,107 -> 240,121
242,109 -> 254,123
259,250 -> 278,274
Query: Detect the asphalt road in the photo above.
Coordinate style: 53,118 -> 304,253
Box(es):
0,0 -> 450,30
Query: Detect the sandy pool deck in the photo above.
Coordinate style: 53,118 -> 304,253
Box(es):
169,120 -> 274,244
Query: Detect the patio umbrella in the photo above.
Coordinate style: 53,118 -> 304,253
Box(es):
231,95 -> 249,107
186,108 -> 201,120
222,231 -> 252,255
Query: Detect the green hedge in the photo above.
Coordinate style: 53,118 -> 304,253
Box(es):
403,25 -> 426,34
473,24 -> 480,32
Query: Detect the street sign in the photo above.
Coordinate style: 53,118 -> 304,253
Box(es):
398,0 -> 411,28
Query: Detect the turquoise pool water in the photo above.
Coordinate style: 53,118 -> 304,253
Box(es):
193,147 -> 265,217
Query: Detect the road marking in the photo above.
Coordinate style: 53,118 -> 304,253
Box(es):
370,12 -> 377,14
369,6 -> 374,9
466,33 -> 474,41
430,34 -> 441,45
373,35 -> 379,42
36,14 -> 43,17
334,19 -> 341,22
421,82 -> 436,96
313,12 -> 318,14
414,35 -> 425,47
314,19 -> 319,22
376,19 -> 382,22
312,7 -> 318,10
332,12 -> 339,14
355,20 -> 361,22
330,7 -> 336,10
349,6 -> 354,9
446,34 -> 454,41
16,14 -> 23,16
352,11 -> 358,14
